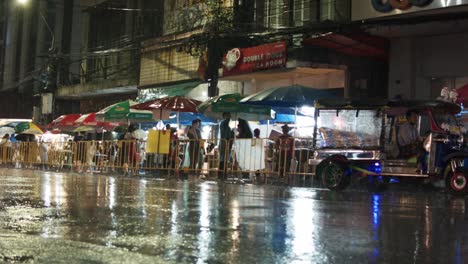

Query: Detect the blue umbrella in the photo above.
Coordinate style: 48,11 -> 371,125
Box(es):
240,85 -> 344,107
164,112 -> 216,125
259,114 -> 296,124
137,113 -> 216,130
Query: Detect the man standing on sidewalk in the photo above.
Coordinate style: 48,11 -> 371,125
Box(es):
219,112 -> 233,179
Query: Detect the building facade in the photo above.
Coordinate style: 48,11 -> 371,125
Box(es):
0,0 -> 164,120
56,0 -> 164,114
353,0 -> 468,100
0,0 -> 395,121
138,0 -> 389,102
0,0 -> 81,120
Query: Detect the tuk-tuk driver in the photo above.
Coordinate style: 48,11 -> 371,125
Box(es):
398,109 -> 420,157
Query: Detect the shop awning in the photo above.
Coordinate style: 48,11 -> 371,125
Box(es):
137,80 -> 202,102
303,32 -> 388,60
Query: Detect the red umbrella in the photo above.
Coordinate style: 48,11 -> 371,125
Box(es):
132,96 -> 202,123
457,84 -> 468,104
132,96 -> 201,113
74,112 -> 123,130
48,114 -> 82,131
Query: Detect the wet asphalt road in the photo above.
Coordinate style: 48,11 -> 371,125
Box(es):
0,169 -> 468,263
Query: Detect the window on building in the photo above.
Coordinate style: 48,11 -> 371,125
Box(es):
263,0 -> 349,29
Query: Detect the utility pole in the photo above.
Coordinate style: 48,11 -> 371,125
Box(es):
40,51 -> 58,124
203,0 -> 256,97
206,37 -> 223,97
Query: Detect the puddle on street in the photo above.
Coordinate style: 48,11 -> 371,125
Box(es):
0,168 -> 468,263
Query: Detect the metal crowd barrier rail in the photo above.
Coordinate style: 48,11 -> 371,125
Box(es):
0,137 -> 317,185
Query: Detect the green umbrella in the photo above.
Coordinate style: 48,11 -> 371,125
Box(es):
15,122 -> 45,134
73,126 -> 95,132
96,100 -> 153,122
197,93 -> 274,121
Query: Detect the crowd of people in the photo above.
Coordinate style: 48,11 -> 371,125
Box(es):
0,117 -> 302,181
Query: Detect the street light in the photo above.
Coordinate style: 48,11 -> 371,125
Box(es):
16,0 -> 55,52
17,0 -> 57,123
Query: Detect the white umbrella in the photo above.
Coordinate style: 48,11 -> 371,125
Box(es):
0,126 -> 15,137
133,129 -> 146,140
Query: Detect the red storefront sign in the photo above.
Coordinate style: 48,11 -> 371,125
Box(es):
221,41 -> 287,77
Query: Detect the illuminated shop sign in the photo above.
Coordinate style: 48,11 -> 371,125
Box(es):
371,0 -> 433,13
220,42 -> 287,77
353,0 -> 468,20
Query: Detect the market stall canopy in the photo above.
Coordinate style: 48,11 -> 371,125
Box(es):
96,100 -> 153,122
240,85 -> 344,108
197,93 -> 275,121
47,114 -> 81,131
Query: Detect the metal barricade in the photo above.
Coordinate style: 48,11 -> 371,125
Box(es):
0,136 -> 316,186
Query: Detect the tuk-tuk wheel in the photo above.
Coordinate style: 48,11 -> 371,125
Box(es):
446,170 -> 468,196
321,161 -> 350,191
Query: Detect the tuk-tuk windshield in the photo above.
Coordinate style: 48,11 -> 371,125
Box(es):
317,109 -> 382,149
433,113 -> 458,127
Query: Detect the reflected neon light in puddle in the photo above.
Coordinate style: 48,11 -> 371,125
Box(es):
42,173 -> 51,207
372,194 -> 380,227
197,183 -> 212,261
108,177 -> 115,209
289,189 -> 317,261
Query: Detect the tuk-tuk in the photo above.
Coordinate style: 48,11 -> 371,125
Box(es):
312,99 -> 468,195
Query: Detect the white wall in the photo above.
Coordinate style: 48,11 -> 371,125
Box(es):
251,71 -> 345,93
388,32 -> 468,100
186,81 -> 244,101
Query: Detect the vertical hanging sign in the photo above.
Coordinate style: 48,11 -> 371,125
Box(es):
41,93 -> 54,114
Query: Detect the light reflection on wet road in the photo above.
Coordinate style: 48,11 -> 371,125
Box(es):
0,168 -> 468,263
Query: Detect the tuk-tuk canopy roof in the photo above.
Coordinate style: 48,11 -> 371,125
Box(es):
314,98 -> 387,109
314,98 -> 461,115
386,100 -> 461,115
